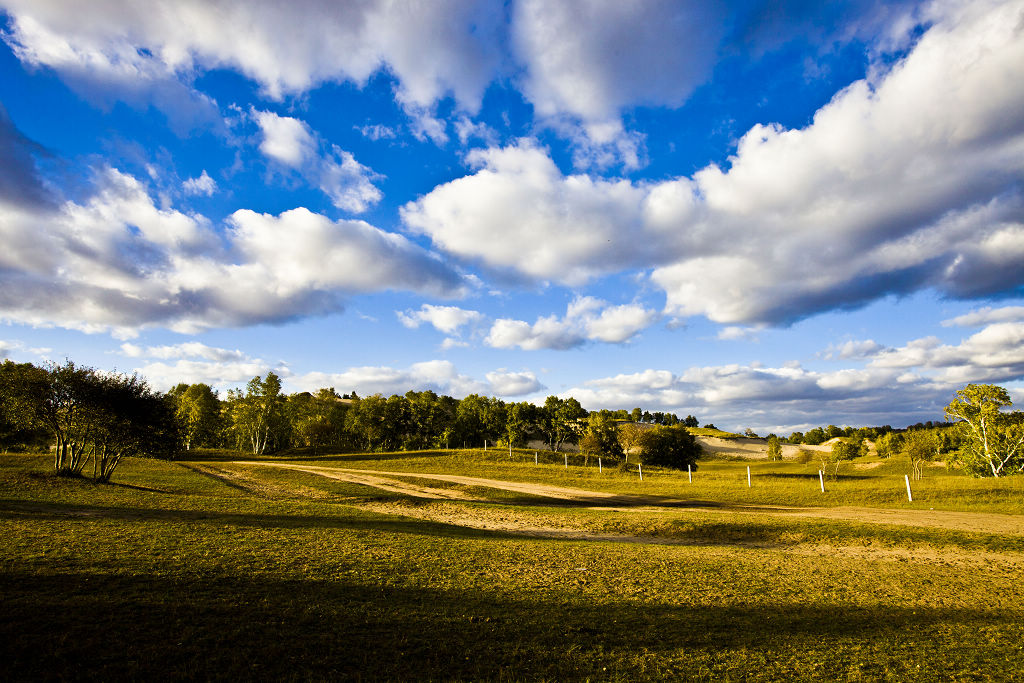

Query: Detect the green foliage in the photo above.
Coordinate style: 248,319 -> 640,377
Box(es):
168,382 -> 220,451
766,435 -> 783,461
579,412 -> 623,464
901,429 -> 939,480
638,424 -> 702,469
945,384 -> 1024,477
226,372 -> 286,455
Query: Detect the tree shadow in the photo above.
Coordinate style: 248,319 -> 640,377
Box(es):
2,571 -> 1020,681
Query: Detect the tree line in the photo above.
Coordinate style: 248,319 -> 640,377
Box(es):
0,360 -> 702,481
2,359 -> 1021,481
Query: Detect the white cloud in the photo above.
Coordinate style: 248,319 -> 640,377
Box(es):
403,140 -> 654,285
0,167 -> 464,336
2,0 -> 505,113
512,0 -> 723,125
182,170 -> 217,197
717,326 -> 761,342
137,358 -> 289,391
943,305 -> 1024,327
485,296 -> 658,350
356,123 -> 397,141
454,115 -> 498,147
397,304 -> 483,335
293,360 -> 544,399
485,369 -> 544,397
823,339 -> 887,360
407,2 -> 1024,324
253,110 -> 382,213
869,321 -> 1024,384
120,341 -> 246,362
254,110 -> 315,168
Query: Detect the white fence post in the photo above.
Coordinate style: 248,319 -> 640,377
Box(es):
819,470 -> 825,493
905,474 -> 913,502
747,465 -> 751,488
638,463 -> 643,481
599,457 -> 602,473
688,464 -> 692,483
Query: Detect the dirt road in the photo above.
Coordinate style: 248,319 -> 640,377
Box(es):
233,461 -> 1024,537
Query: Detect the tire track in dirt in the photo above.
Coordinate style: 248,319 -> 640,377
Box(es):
233,461 -> 1024,537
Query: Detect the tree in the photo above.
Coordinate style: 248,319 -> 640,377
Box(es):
581,412 -> 623,465
228,372 -> 285,455
89,372 -> 175,482
638,424 -> 702,470
504,402 -> 537,450
683,415 -> 699,428
822,438 -> 862,479
766,435 -> 783,461
541,396 -> 585,451
289,388 -> 347,455
169,383 -> 220,451
0,360 -> 49,452
945,384 -> 1024,477
630,407 -> 643,423
874,431 -> 902,459
617,422 -> 646,466
901,429 -> 939,481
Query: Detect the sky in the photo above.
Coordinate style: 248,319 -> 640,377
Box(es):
1,0 -> 1023,435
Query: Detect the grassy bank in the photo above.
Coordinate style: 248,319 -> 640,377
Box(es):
2,454 -> 1023,681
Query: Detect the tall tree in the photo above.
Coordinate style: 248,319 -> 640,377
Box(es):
945,384 -> 1024,477
170,383 -> 220,451
229,372 -> 285,455
638,424 -> 702,470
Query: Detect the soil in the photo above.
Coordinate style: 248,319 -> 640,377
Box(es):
233,461 -> 1024,536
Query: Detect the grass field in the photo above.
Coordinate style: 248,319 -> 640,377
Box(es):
2,451 -> 1023,681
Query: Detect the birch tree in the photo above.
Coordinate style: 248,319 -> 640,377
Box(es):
945,384 -> 1024,477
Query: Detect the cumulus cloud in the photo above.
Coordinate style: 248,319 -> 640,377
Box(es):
397,304 -> 483,335
567,315 -> 1024,433
943,305 -> 1024,328
120,341 -> 247,362
117,340 -> 288,390
566,362 -> 941,434
868,321 -> 1024,384
0,339 -> 49,359
823,339 -> 887,360
485,369 -> 544,396
2,0 -> 505,124
407,1 -> 1024,325
253,110 -> 382,213
2,11 -> 222,135
485,296 -> 658,350
254,110 -> 316,168
0,167 -> 465,336
182,170 -> 217,197
292,360 -> 543,398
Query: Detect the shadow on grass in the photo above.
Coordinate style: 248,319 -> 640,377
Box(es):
2,571 -> 1021,681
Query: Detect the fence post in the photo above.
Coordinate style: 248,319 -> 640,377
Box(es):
564,452 -> 568,469
819,470 -> 825,493
747,465 -> 751,488
638,464 -> 643,481
599,457 -> 602,473
535,451 -> 538,465
688,464 -> 692,483
905,474 -> 913,502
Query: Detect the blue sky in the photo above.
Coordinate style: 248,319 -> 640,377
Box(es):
1,0 -> 1022,434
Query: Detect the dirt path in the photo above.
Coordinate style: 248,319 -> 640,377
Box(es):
233,461 -> 1024,537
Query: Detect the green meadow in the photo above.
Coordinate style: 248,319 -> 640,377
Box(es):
2,451 -> 1023,681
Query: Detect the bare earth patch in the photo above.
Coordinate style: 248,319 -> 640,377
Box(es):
234,461 -> 1024,537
